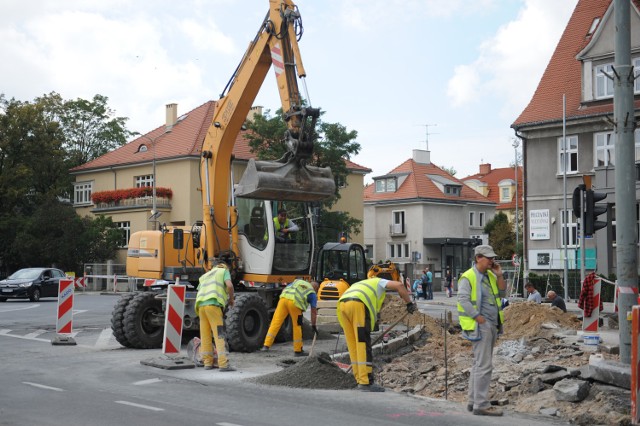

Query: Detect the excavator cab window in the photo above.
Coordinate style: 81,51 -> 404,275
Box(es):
271,202 -> 313,274
237,199 -> 267,250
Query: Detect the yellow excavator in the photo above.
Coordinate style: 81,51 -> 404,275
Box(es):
112,0 -> 335,352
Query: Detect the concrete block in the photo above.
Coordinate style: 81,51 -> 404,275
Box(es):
553,378 -> 590,402
588,355 -> 631,389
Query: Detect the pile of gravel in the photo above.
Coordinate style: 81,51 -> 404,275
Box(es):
251,352 -> 357,389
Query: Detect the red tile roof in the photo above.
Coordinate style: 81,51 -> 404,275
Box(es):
71,101 -> 370,174
512,0 -> 640,128
462,165 -> 523,210
363,159 -> 493,204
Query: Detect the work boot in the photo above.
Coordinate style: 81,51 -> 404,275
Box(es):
358,383 -> 385,392
294,350 -> 308,357
219,365 -> 236,372
204,365 -> 214,370
259,346 -> 270,352
466,403 -> 473,412
472,406 -> 503,416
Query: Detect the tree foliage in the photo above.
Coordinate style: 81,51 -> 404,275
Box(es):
0,93 -> 128,275
483,212 -> 515,259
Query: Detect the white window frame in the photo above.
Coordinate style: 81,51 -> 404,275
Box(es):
595,63 -> 614,99
469,212 -> 475,227
115,221 -> 131,248
74,181 -> 93,205
500,186 -> 511,202
391,210 -> 405,234
594,131 -> 615,167
558,135 -> 579,174
561,209 -> 578,248
479,212 -> 485,228
136,175 -> 154,188
387,242 -> 410,259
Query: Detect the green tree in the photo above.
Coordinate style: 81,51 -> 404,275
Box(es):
244,108 -> 363,240
483,212 -> 515,258
442,166 -> 457,176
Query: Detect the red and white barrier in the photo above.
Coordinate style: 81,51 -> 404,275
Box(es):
615,284 -> 640,313
582,277 -> 601,333
162,282 -> 186,355
631,306 -> 640,424
74,277 -> 86,289
56,278 -> 74,334
144,279 -> 157,287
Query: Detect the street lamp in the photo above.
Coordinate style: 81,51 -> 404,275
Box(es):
141,129 -> 171,230
512,138 -> 520,251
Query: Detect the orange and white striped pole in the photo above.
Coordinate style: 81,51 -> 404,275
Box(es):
162,281 -> 186,355
631,306 -> 640,424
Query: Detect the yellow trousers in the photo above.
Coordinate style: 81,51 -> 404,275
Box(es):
263,298 -> 304,352
199,305 -> 229,368
338,300 -> 372,385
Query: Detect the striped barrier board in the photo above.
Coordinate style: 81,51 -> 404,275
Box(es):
632,306 -> 640,424
162,282 -> 186,355
52,279 -> 76,345
582,277 -> 601,333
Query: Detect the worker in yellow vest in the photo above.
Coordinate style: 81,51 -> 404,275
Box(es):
457,244 -> 506,416
337,277 -> 416,392
260,279 -> 319,356
195,262 -> 236,372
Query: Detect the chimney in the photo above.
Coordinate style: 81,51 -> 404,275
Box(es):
479,163 -> 491,175
165,103 -> 178,131
412,149 -> 430,165
246,105 -> 263,122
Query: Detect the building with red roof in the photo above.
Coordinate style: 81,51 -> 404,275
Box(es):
71,102 -> 371,263
462,163 -> 523,222
363,149 -> 495,285
512,0 -> 640,278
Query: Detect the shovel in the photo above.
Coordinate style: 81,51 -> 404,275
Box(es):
309,331 -> 318,357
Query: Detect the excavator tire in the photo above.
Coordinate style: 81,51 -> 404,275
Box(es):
225,293 -> 269,352
123,292 -> 164,349
111,293 -> 137,348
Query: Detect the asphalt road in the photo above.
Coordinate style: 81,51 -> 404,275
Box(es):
0,293 -> 565,426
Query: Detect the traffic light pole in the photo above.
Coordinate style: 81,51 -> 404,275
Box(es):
613,0 -> 637,364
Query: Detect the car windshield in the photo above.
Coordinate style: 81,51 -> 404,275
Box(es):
8,269 -> 43,280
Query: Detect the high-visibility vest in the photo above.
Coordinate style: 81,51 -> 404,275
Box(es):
280,279 -> 314,311
273,218 -> 292,239
195,267 -> 229,314
456,269 -> 504,331
338,278 -> 385,330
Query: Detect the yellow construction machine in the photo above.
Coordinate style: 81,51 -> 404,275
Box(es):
112,0 -> 335,352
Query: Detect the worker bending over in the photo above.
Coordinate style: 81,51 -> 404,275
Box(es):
338,277 -> 416,392
260,279 -> 319,356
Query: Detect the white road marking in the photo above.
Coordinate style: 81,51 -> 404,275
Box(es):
23,382 -> 64,392
94,328 -> 114,348
0,332 -> 49,342
0,329 -> 10,335
0,304 -> 40,313
73,309 -> 88,315
132,378 -> 163,386
115,401 -> 164,411
217,423 -> 245,426
23,329 -> 48,339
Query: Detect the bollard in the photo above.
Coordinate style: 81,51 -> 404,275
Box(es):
51,278 -> 76,346
162,281 -> 186,355
582,277 -> 601,333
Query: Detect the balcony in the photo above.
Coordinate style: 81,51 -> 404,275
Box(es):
90,187 -> 172,212
389,223 -> 406,236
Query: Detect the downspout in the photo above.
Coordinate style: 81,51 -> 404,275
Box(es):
111,166 -> 117,189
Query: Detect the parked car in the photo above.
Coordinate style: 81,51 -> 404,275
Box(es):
0,268 -> 66,302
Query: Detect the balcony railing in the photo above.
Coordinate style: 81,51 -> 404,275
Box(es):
93,196 -> 171,211
389,223 -> 406,236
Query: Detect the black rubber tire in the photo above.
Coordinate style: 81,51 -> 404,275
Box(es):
29,288 -> 41,302
0,297 -> 7,302
110,293 -> 137,348
225,293 -> 269,352
123,292 -> 164,349
274,315 -> 293,343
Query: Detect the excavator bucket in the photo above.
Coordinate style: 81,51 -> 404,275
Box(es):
235,158 -> 335,202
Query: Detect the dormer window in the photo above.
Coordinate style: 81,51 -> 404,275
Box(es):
429,174 -> 461,197
137,144 -> 149,153
587,17 -> 600,36
375,177 -> 397,193
444,185 -> 460,196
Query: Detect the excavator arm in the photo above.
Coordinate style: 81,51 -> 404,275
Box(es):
199,0 -> 335,270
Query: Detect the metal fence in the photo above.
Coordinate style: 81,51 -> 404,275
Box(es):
80,262 -> 136,292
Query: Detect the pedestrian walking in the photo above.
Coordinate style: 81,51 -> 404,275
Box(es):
457,244 -> 506,416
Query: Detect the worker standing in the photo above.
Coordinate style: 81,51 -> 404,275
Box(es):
338,277 -> 416,392
457,244 -> 506,416
260,279 -> 319,356
195,262 -> 236,371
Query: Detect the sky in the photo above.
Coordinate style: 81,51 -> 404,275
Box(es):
0,0 -> 578,182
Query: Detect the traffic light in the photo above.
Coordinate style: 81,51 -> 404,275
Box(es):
572,184 -> 585,218
584,189 -> 608,236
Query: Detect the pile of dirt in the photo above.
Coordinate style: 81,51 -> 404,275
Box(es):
251,351 -> 356,390
376,296 -> 629,425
